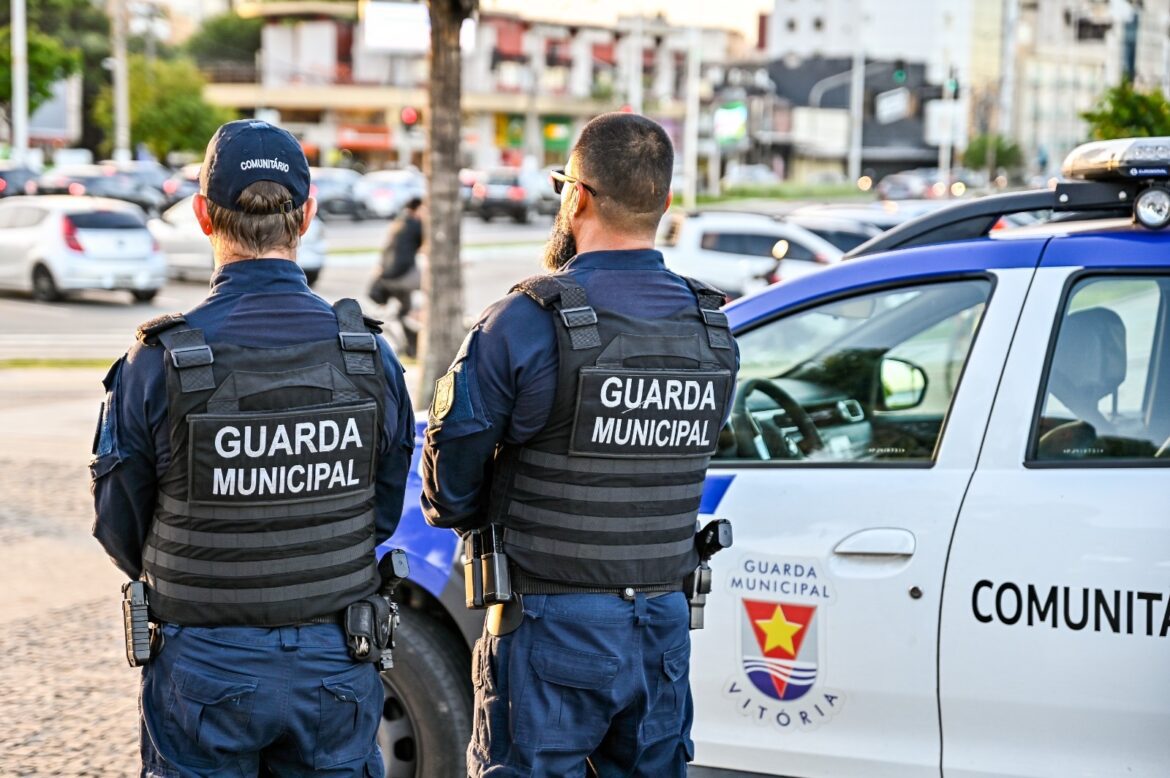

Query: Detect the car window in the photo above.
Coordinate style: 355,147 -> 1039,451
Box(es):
808,228 -> 871,252
68,211 -> 146,229
700,231 -> 784,258
779,237 -> 816,261
717,279 -> 991,464
1031,275 -> 1170,463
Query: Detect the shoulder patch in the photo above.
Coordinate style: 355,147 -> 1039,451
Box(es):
136,313 -> 187,345
431,372 -> 455,420
362,314 -> 384,334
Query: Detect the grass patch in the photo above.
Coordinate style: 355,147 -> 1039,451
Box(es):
696,183 -> 868,204
0,358 -> 113,369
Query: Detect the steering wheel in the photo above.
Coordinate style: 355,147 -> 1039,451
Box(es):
730,378 -> 825,460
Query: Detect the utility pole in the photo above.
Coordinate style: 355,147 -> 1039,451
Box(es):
683,26 -> 701,210
11,0 -> 29,165
627,15 -> 644,114
110,0 -> 132,161
847,43 -> 864,183
938,10 -> 954,198
999,0 -> 1018,139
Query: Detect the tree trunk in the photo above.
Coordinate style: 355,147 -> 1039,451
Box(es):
420,0 -> 473,408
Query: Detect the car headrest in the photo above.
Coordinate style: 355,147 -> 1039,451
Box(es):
1048,307 -> 1127,422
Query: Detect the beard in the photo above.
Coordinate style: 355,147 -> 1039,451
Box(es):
541,205 -> 577,271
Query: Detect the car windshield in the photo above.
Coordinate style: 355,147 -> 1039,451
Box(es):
68,210 -> 146,229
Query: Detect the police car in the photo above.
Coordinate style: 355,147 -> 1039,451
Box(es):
374,138 -> 1170,778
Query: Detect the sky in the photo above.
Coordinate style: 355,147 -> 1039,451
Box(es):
481,0 -> 773,44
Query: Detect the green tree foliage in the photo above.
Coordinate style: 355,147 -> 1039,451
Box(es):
1082,81 -> 1170,139
962,134 -> 1022,171
94,56 -> 234,160
185,12 -> 263,64
0,27 -> 81,115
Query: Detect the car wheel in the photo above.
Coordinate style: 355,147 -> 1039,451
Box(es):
479,211 -> 493,222
303,269 -> 320,287
513,206 -> 533,224
31,265 -> 62,302
131,289 -> 159,304
378,613 -> 473,778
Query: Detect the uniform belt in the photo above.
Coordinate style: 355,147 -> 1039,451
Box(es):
510,569 -> 684,598
293,610 -> 346,626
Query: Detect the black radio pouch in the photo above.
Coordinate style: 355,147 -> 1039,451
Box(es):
344,595 -> 393,665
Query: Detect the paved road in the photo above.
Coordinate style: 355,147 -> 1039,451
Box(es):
0,241 -> 548,364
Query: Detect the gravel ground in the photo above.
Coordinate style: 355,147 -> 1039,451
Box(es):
0,370 -> 141,776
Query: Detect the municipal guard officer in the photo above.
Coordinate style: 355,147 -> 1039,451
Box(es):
422,113 -> 738,777
91,120 -> 415,776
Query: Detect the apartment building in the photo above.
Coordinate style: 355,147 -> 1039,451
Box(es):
203,1 -> 739,169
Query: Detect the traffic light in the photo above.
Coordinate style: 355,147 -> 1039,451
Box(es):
400,106 -> 420,127
892,59 -> 907,84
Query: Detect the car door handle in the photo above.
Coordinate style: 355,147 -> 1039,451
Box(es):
832,528 -> 916,557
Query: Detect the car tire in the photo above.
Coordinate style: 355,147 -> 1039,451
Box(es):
479,211 -> 493,223
31,265 -> 62,302
131,289 -> 159,304
513,206 -> 533,225
378,613 -> 473,778
303,269 -> 320,287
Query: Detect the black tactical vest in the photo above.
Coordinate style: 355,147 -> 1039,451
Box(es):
139,299 -> 386,626
488,275 -> 736,592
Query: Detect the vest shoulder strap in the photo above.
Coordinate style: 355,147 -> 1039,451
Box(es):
681,276 -> 732,351
511,274 -> 600,351
136,313 -> 187,345
333,298 -> 378,375
157,326 -> 216,393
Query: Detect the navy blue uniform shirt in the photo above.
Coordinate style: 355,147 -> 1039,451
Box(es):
91,259 -> 415,579
421,248 -> 738,533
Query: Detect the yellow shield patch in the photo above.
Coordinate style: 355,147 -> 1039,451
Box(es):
432,372 -> 455,420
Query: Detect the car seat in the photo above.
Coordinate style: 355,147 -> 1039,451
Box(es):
1036,308 -> 1127,459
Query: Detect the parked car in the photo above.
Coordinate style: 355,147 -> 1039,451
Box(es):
162,163 -> 201,207
468,168 -> 547,223
875,170 -> 931,200
354,168 -> 426,219
360,138 -> 1169,778
0,195 -> 166,302
458,168 -> 480,209
657,211 -> 843,297
722,163 -> 781,189
310,167 -> 363,220
36,164 -> 166,215
0,162 -> 39,198
788,200 -> 950,233
149,195 -> 326,286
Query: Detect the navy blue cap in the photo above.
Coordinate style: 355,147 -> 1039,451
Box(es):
202,120 -> 311,213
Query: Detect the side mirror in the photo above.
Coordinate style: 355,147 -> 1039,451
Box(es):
877,357 -> 928,411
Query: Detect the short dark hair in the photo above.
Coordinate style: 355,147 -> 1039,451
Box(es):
572,113 -> 674,234
405,197 -> 423,211
205,180 -> 306,257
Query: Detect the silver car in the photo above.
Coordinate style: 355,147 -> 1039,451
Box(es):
150,195 -> 326,286
0,195 -> 167,303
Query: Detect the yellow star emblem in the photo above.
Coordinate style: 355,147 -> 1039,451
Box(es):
755,604 -> 804,655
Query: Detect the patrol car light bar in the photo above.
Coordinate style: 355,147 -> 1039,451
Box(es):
1062,137 -> 1170,181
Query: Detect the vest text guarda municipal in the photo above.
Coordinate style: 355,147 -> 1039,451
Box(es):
591,376 -> 719,448
210,418 -> 364,497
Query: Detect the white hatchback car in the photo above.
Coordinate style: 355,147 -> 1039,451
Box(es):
658,211 -> 843,298
149,195 -> 327,287
0,195 -> 167,303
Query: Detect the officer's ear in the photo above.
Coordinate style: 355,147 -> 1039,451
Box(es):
664,191 -> 673,213
193,194 -> 213,236
571,182 -> 589,217
300,197 -> 318,236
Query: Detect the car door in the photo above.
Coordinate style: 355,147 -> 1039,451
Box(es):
0,205 -> 41,287
939,236 -> 1170,778
689,256 -> 1036,778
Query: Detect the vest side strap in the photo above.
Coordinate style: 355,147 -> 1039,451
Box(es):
333,298 -> 377,375
158,328 -> 216,392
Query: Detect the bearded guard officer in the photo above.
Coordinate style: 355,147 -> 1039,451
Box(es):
422,113 -> 739,777
91,120 -> 416,777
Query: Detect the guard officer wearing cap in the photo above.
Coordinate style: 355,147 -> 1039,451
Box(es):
422,113 -> 738,777
91,120 -> 415,776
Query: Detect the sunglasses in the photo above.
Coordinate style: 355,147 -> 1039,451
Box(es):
549,169 -> 599,197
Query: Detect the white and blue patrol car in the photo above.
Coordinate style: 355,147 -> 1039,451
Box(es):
375,138 -> 1170,778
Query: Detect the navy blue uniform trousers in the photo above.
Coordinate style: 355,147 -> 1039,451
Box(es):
469,592 -> 693,778
140,623 -> 383,778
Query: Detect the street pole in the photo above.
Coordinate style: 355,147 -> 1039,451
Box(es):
683,27 -> 701,210
11,0 -> 29,165
999,0 -> 1018,139
110,0 -> 132,161
847,43 -> 864,184
628,15 -> 644,114
938,11 -> 954,198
